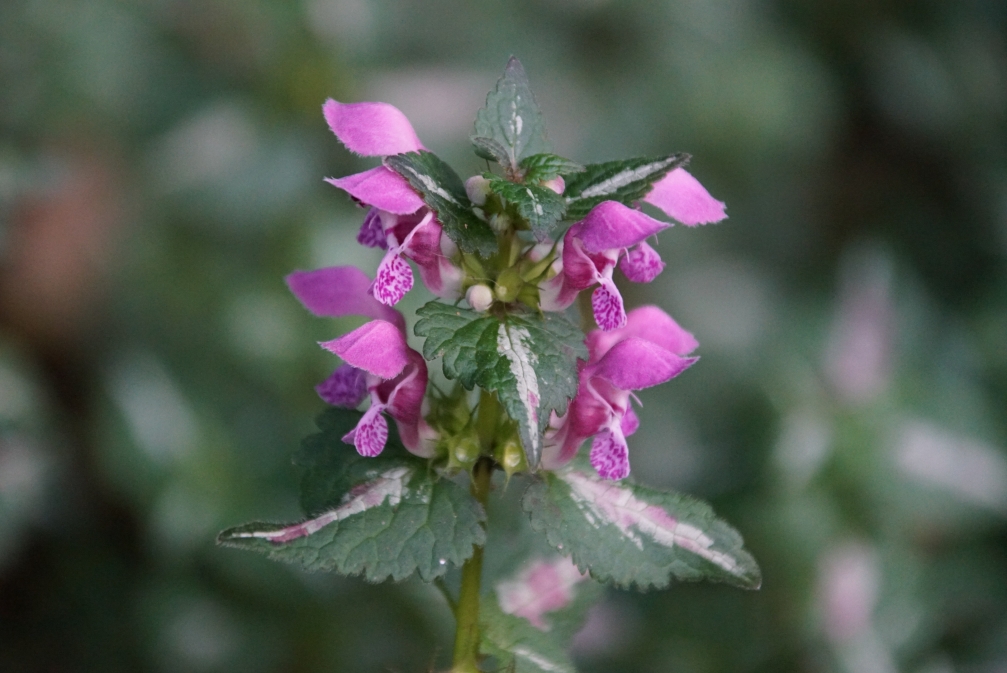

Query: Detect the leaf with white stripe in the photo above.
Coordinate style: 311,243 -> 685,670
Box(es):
472,57 -> 550,171
384,150 -> 497,256
563,154 -> 690,220
485,174 -> 566,240
414,302 -> 586,468
481,600 -> 578,673
523,457 -> 762,590
217,409 -> 486,582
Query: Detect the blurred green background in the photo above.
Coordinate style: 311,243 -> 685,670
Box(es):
2,0 -> 1006,671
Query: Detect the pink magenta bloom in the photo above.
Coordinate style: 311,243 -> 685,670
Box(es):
321,320 -> 434,458
540,168 -> 726,330
322,99 -> 462,306
543,306 -> 699,480
541,201 -> 670,330
286,265 -> 436,457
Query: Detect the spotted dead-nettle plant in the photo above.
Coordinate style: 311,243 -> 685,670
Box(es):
219,58 -> 761,673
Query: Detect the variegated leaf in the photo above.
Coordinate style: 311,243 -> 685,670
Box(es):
563,154 -> 690,220
217,409 -> 486,582
523,457 -> 762,590
414,302 -> 586,469
472,56 -> 550,171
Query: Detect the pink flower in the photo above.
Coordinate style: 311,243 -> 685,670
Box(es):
321,320 -> 434,458
540,168 -> 726,331
322,100 -> 462,306
286,265 -> 435,457
543,306 -> 699,480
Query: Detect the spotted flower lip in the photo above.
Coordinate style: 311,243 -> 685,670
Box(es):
321,319 -> 433,458
539,168 -> 726,329
544,306 -> 699,480
321,99 -> 463,307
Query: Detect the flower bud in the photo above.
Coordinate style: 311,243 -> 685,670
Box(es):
494,267 -> 524,303
449,434 -> 480,470
466,283 -> 494,312
494,436 -> 528,479
543,175 -> 565,195
490,213 -> 511,234
465,175 -> 491,206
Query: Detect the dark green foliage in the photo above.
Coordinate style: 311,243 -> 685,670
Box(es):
563,154 -> 690,220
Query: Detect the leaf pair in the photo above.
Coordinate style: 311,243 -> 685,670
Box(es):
414,302 -> 586,470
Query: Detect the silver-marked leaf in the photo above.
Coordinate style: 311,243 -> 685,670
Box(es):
485,174 -> 566,240
519,153 -> 585,183
480,600 -> 578,673
472,136 -> 510,165
523,458 -> 762,590
563,154 -> 690,221
414,302 -> 586,468
472,57 -> 550,171
218,409 -> 486,582
384,151 -> 497,257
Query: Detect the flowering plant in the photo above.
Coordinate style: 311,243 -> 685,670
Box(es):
220,58 -> 760,673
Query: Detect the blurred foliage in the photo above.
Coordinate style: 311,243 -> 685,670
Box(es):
1,0 -> 1006,671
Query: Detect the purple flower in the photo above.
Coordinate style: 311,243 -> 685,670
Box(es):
286,265 -> 436,457
543,306 -> 699,480
540,168 -> 726,330
322,99 -> 463,306
321,320 -> 434,458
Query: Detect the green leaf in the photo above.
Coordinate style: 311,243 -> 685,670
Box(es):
472,136 -> 511,165
217,409 -> 486,582
384,151 -> 497,257
519,153 -> 585,183
414,302 -> 586,468
563,154 -> 690,220
480,600 -> 578,673
485,174 -> 566,240
523,458 -> 762,590
472,57 -> 550,171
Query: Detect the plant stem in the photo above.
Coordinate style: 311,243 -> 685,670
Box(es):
450,455 -> 494,673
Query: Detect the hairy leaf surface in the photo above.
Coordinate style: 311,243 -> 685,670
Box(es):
485,174 -> 566,240
414,303 -> 585,468
218,409 -> 486,582
384,150 -> 497,256
472,57 -> 550,170
563,154 -> 690,220
523,457 -> 762,590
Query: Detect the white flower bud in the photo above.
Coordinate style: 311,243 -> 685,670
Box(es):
466,283 -> 494,312
465,175 -> 491,206
543,175 -> 565,195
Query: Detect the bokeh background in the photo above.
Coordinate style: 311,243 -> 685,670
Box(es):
2,0 -> 1006,671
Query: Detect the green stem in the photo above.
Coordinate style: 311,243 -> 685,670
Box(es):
450,455 -> 494,673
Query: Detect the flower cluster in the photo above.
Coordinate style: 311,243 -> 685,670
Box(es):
288,86 -> 726,480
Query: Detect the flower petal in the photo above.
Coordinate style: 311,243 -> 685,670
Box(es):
619,241 -> 665,283
320,320 -> 409,379
372,251 -> 414,306
342,405 -> 389,457
591,280 -> 627,331
577,201 -> 670,253
323,99 -> 425,156
645,168 -> 726,226
586,305 -> 698,360
285,266 -> 406,331
326,166 -> 424,215
315,364 -> 368,408
357,208 -> 388,249
590,429 -> 630,480
591,337 -> 698,390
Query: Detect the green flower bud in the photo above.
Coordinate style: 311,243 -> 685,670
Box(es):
494,267 -> 523,303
